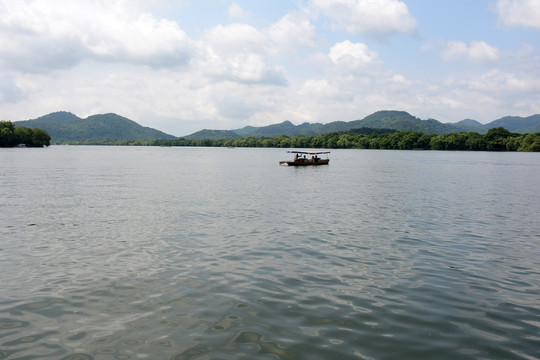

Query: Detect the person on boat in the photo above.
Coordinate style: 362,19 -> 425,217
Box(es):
295,153 -> 299,161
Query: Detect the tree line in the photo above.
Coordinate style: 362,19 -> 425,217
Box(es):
48,126 -> 540,151
0,121 -> 51,147
142,127 -> 538,152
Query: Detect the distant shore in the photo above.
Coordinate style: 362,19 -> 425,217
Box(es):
49,127 -> 539,152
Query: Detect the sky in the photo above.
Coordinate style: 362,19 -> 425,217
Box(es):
1,0 -> 539,136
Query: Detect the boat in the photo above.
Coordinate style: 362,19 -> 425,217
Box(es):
279,151 -> 330,166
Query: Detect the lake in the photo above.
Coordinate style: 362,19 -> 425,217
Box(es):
1,146 -> 539,360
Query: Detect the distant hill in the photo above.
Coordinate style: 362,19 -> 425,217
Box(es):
14,111 -> 176,142
346,127 -> 396,135
316,121 -> 355,133
186,120 -> 324,140
521,122 -> 540,133
350,111 -> 461,134
454,119 -> 485,133
12,110 -> 540,142
484,115 -> 540,132
185,129 -> 242,140
184,110 -> 540,139
233,120 -> 324,137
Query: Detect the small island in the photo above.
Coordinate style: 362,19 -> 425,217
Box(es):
0,121 -> 51,147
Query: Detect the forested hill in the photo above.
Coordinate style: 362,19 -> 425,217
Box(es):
343,111 -> 460,134
14,111 -> 176,142
10,110 -> 540,142
485,115 -> 540,133
185,111 -> 540,140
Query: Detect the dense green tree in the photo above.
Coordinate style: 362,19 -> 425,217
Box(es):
31,128 -> 51,147
369,137 -> 380,149
14,126 -> 33,145
464,132 -> 486,151
323,133 -> 339,148
397,132 -> 421,150
485,127 -> 512,151
518,133 -> 540,152
336,134 -> 353,148
355,136 -> 371,149
1,121 -> 16,147
292,135 -> 310,148
0,121 -> 15,132
429,135 -> 445,150
505,137 -> 521,151
0,121 -> 50,147
311,135 -> 324,148
531,139 -> 540,152
485,127 -> 511,141
429,133 -> 461,150
277,136 -> 292,148
31,124 -> 539,152
416,134 -> 434,149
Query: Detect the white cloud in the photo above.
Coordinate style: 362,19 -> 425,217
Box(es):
469,70 -> 540,92
82,12 -> 193,66
311,0 -> 417,38
202,23 -> 267,56
198,50 -> 287,85
1,1 -> 539,135
267,12 -> 315,49
300,79 -> 339,98
328,40 -> 378,67
496,0 -> 540,29
441,40 -> 500,63
228,3 -> 247,19
199,24 -> 287,85
0,75 -> 25,103
392,74 -> 407,83
0,0 -> 194,73
208,81 -> 281,121
412,69 -> 540,122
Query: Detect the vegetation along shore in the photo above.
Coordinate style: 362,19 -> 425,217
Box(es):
0,121 -> 50,147
55,127 -> 539,152
3,110 -> 539,151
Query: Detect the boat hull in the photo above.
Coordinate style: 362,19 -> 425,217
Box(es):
285,159 -> 329,166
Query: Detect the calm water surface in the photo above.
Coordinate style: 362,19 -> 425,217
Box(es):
0,146 -> 539,360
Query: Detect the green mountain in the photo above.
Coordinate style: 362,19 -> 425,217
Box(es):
188,111 -> 539,139
189,110 -> 470,139
233,120 -> 324,137
484,114 -> 540,132
185,129 -> 242,140
454,119 -> 486,133
185,120 -> 325,140
350,111 -> 460,134
316,120 -> 355,133
14,111 -> 176,142
13,110 -> 540,143
520,122 -> 540,133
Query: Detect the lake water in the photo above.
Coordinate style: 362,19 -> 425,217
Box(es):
1,146 -> 539,360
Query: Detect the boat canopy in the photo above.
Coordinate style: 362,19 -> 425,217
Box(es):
287,151 -> 330,154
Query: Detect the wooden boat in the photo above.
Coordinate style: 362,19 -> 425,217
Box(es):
279,151 -> 330,166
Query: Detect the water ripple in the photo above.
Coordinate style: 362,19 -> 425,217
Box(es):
1,148 -> 539,359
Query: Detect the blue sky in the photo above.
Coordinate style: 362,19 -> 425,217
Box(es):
1,0 -> 539,136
